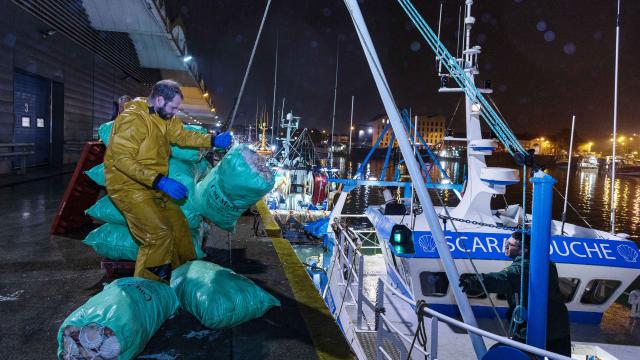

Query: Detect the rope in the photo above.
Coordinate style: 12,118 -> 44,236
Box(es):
346,0 -> 511,337
227,0 -> 272,130
510,164 -> 528,337
552,186 -> 603,238
396,0 -> 530,161
446,96 -> 463,131
406,300 -> 429,360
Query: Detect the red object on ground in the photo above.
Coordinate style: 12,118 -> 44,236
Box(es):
50,141 -> 105,235
311,173 -> 328,205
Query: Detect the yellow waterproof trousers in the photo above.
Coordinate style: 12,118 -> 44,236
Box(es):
110,190 -> 195,282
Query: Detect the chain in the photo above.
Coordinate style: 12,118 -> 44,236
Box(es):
438,214 -> 526,233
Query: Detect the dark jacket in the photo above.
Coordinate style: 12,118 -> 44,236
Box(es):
469,256 -> 570,341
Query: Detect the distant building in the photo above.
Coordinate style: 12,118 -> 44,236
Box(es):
332,133 -> 349,144
368,114 -> 446,148
519,136 -> 559,156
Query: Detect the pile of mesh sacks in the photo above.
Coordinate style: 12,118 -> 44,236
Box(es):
83,121 -> 211,261
84,121 -> 276,259
58,264 -> 280,359
61,122 -> 280,359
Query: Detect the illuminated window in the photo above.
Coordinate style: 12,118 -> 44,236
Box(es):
36,117 -> 45,128
21,116 -> 30,127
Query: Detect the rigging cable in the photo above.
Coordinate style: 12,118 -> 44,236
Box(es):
510,164 -> 528,338
396,0 -> 530,162
227,0 -> 272,131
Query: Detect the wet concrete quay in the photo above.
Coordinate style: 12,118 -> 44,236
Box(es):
0,173 -> 352,359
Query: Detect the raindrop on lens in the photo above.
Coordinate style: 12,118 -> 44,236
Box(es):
544,31 -> 556,42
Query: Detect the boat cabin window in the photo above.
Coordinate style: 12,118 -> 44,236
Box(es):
419,272 -> 449,297
558,277 -> 580,303
580,279 -> 621,305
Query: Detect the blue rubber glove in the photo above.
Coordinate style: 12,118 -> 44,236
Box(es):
154,175 -> 188,200
213,131 -> 233,149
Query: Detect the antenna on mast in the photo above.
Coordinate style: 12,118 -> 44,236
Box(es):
436,1 -> 444,74
456,5 -> 463,60
610,0 -> 622,234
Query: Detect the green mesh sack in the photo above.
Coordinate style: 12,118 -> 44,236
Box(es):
83,223 -> 206,261
57,277 -> 179,360
194,145 -> 275,232
170,260 -> 280,329
85,159 -> 205,229
85,193 -> 202,230
85,163 -> 105,186
98,121 -> 114,145
86,196 -> 125,225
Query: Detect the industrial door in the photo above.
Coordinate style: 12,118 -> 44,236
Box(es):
13,71 -> 51,166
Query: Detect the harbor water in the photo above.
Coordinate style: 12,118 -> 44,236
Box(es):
291,154 -> 640,300
327,155 -> 640,240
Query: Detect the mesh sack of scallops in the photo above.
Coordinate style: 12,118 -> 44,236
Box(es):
194,145 -> 275,232
57,277 -> 179,360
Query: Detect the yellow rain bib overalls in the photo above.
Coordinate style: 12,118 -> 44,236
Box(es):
104,98 -> 211,282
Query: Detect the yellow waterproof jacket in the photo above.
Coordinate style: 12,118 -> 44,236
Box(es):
104,97 -> 212,192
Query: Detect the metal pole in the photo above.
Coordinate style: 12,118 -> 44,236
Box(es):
436,0 -> 444,74
561,114 -> 576,234
527,170 -> 556,349
610,0 -> 621,234
228,0 -> 272,130
271,32 -> 279,144
349,95 -> 354,155
330,42 -> 340,168
356,253 -> 364,330
344,1 -> 486,357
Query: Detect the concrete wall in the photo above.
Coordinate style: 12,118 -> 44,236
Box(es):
0,0 -> 151,173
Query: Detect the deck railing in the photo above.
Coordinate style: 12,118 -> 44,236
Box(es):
329,223 -> 573,360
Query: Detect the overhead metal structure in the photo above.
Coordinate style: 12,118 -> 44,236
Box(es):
11,0 -> 217,124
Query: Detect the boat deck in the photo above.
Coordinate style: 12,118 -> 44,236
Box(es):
0,171 -> 353,359
344,252 -> 640,359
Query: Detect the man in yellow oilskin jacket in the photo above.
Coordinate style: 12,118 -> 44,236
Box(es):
104,79 -> 232,282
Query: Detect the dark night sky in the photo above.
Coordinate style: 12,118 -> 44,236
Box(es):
167,0 -> 640,152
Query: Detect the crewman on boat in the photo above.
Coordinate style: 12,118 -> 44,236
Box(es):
104,79 -> 232,282
458,232 -> 571,356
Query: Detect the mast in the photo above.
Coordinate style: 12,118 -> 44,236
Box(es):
227,0 -> 272,131
349,95 -> 354,155
330,42 -> 339,168
271,32 -> 279,144
610,0 -> 621,234
448,0 -> 493,223
561,114 -> 576,234
343,0 -> 487,357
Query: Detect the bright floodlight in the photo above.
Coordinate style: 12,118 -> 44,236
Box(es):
183,55 -> 193,62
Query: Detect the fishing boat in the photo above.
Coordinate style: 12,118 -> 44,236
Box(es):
578,154 -> 599,170
314,1 -> 640,359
